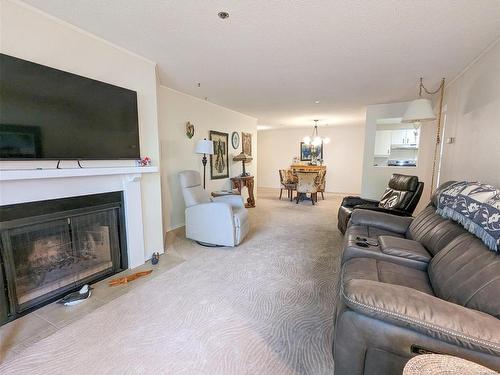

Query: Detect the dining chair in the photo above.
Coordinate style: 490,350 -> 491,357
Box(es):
279,169 -> 296,201
296,171 -> 318,205
316,170 -> 326,200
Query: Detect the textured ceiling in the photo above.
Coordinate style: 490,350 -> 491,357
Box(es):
21,0 -> 500,128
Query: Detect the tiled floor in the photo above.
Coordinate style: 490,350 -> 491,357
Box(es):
0,251 -> 185,363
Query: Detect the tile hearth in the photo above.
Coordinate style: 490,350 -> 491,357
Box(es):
0,251 -> 184,364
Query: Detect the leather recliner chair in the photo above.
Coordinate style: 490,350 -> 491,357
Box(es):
179,170 -> 249,246
333,181 -> 500,374
337,174 -> 424,234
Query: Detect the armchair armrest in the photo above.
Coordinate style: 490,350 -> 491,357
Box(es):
212,195 -> 245,208
350,209 -> 413,234
353,204 -> 413,217
185,202 -> 235,246
342,196 -> 379,207
342,279 -> 500,356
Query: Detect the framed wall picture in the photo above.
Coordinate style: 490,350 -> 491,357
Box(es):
242,132 -> 252,156
209,131 -> 229,179
300,142 -> 323,161
231,131 -> 240,149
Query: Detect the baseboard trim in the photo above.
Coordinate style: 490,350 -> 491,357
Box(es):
167,223 -> 185,232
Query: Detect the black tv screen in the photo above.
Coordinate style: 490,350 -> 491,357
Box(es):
0,54 -> 140,160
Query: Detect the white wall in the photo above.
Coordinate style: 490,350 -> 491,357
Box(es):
439,39 -> 500,187
158,86 -> 258,231
257,125 -> 365,194
361,101 -> 436,212
0,0 -> 164,259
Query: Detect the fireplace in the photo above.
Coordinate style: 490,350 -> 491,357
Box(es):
0,192 -> 127,325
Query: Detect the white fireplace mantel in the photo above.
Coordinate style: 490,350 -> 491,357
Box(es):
0,166 -> 158,181
0,166 -> 159,269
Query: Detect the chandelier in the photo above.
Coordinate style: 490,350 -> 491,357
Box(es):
303,120 -> 330,146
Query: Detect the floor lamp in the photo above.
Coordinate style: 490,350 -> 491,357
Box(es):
402,77 -> 445,196
195,138 -> 214,189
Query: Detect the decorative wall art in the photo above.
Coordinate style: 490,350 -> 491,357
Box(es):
186,121 -> 195,139
231,131 -> 240,149
209,131 -> 229,179
300,142 -> 323,161
242,132 -> 252,156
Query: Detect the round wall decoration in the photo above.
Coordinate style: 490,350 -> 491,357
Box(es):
231,131 -> 240,149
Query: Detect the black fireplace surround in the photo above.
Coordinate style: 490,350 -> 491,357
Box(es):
0,192 -> 128,326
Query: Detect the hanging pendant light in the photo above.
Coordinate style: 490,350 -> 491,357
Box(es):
303,120 -> 330,145
402,77 -> 443,123
402,98 -> 436,123
402,77 -> 446,196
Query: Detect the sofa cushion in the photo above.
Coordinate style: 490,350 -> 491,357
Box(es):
343,258 -> 433,295
376,174 -> 421,211
182,185 -> 212,207
348,225 -> 406,239
379,189 -> 414,210
388,174 -> 419,192
407,206 -> 465,256
379,236 -> 431,263
429,234 -> 500,319
350,210 -> 413,235
341,278 -> 500,357
342,235 -> 428,270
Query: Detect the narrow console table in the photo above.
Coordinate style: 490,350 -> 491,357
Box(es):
230,176 -> 256,208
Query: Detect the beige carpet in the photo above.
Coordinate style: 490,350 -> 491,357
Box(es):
0,188 -> 343,375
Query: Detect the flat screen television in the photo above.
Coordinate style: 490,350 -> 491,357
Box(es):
0,53 -> 140,160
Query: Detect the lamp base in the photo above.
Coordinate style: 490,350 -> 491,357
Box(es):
201,154 -> 208,189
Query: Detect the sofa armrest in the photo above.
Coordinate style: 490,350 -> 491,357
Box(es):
353,205 -> 412,217
341,279 -> 500,356
212,195 -> 245,208
342,196 -> 379,207
350,209 -> 413,234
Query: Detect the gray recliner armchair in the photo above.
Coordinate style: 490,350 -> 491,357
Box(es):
337,173 -> 424,234
179,170 -> 249,246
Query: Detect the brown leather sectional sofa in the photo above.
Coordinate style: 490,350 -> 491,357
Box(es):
334,182 -> 500,374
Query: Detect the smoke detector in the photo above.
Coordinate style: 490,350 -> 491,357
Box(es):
218,11 -> 229,19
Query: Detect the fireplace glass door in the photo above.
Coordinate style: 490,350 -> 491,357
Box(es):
4,208 -> 120,312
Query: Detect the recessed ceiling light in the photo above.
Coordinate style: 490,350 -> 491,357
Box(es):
218,11 -> 229,19
315,100 -> 320,104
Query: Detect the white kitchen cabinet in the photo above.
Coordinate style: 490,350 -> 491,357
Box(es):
391,129 -> 407,145
374,130 -> 392,156
406,128 -> 420,145
391,128 -> 420,145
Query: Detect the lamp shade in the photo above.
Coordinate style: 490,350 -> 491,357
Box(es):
402,98 -> 436,123
233,152 -> 252,162
195,139 -> 214,154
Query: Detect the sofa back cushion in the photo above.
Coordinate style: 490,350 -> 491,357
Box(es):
429,233 -> 500,319
378,189 -> 413,210
430,180 -> 458,208
178,170 -> 212,207
388,174 -> 419,192
407,206 -> 466,255
378,174 -> 419,210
